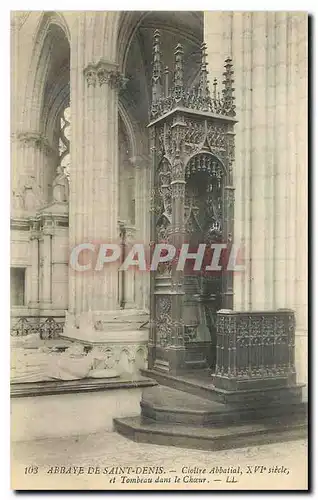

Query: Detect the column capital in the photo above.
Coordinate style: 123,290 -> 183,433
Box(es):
13,131 -> 55,157
84,60 -> 129,90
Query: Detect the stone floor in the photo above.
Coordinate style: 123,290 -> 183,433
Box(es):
11,432 -> 308,490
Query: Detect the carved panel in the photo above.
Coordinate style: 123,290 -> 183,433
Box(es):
214,311 -> 296,388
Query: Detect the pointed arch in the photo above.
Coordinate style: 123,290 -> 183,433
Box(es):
22,11 -> 70,133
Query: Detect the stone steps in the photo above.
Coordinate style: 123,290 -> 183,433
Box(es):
140,385 -> 307,426
114,380 -> 307,451
113,414 -> 307,452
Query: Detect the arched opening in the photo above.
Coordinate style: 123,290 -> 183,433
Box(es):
40,23 -> 70,204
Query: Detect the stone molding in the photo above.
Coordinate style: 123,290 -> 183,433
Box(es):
84,60 -> 128,90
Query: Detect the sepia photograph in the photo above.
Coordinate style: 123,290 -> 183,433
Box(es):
9,9 -> 308,491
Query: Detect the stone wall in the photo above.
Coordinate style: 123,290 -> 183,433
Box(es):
205,12 -> 308,391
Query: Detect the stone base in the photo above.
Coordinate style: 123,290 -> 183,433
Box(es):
114,382 -> 307,452
62,309 -> 149,376
114,414 -> 307,452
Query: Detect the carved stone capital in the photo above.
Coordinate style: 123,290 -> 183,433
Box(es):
84,60 -> 128,91
15,131 -> 55,157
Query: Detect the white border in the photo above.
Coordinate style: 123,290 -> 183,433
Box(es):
1,3 -> 314,498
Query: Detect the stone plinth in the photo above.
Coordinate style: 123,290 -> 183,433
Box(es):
212,309 -> 297,392
63,309 -> 149,376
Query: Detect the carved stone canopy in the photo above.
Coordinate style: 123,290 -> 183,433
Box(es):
149,30 -> 236,122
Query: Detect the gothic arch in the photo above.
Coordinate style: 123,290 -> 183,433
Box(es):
92,11 -> 120,63
118,101 -> 148,161
22,12 -> 70,134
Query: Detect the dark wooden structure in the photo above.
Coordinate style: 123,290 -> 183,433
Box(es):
115,31 -> 307,452
212,309 -> 297,392
148,30 -> 237,374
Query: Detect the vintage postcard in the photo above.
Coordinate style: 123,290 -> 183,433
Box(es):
10,10 -> 308,490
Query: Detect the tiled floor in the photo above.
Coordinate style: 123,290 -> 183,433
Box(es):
11,432 -> 308,490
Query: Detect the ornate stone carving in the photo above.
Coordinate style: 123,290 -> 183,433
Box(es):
84,61 -> 128,90
206,123 -> 227,152
86,344 -> 148,373
84,65 -> 97,87
186,153 -> 224,180
171,155 -> 184,181
16,132 -> 55,157
183,119 -> 206,156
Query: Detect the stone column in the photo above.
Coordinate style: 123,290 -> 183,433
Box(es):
264,12 -> 276,310
132,155 -> 151,311
273,12 -> 288,309
231,12 -> 245,311
293,14 -> 308,392
122,224 -> 137,309
68,14 -> 125,330
28,218 -> 40,308
40,217 -> 53,307
12,132 -> 57,205
250,12 -> 267,309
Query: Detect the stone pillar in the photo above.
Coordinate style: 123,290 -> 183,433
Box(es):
40,217 -> 53,307
293,14 -> 308,392
28,218 -> 40,308
231,12 -> 245,311
122,224 -> 137,309
67,14 -> 125,337
12,132 -> 57,206
132,155 -> 151,311
264,12 -> 276,310
250,12 -> 267,309
273,13 -> 288,309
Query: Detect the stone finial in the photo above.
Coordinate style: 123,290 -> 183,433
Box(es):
213,78 -> 218,101
173,43 -> 184,96
222,57 -> 236,116
164,66 -> 169,97
199,42 -> 209,99
151,29 -> 162,105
